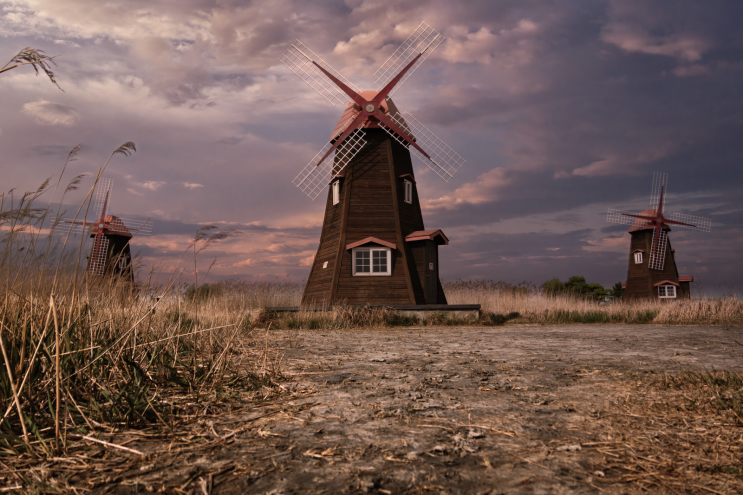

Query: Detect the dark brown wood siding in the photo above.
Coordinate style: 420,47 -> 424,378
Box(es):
409,242 -> 427,304
624,229 -> 681,300
678,281 -> 691,299
301,177 -> 343,305
300,128 -> 447,306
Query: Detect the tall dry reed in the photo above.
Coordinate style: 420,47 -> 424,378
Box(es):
0,144 -> 258,457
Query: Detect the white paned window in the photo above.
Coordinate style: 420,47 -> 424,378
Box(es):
658,285 -> 677,298
634,251 -> 643,264
404,180 -> 412,204
332,180 -> 340,205
352,248 -> 391,276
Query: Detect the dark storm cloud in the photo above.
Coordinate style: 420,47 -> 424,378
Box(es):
439,228 -> 624,286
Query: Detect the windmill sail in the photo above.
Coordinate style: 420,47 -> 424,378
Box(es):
668,212 -> 712,232
373,22 -> 444,97
88,235 -> 109,275
293,128 -> 367,200
649,172 -> 668,212
279,41 -> 360,106
647,228 -> 668,271
108,217 -> 154,236
380,111 -> 465,181
93,178 -> 114,218
607,209 -> 637,225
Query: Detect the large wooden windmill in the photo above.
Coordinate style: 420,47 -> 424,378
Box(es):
65,178 -> 153,282
279,22 -> 464,306
607,172 -> 711,299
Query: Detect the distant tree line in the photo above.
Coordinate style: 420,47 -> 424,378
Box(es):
541,276 -> 624,301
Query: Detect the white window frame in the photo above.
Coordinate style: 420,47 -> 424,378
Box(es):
404,180 -> 412,204
634,251 -> 643,264
332,180 -> 340,205
658,284 -> 677,299
352,247 -> 392,276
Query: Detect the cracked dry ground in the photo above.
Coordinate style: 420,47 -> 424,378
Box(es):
35,325 -> 743,494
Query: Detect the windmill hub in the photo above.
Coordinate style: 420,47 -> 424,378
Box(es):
365,103 -> 375,113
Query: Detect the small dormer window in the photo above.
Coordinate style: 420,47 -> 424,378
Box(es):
332,180 -> 340,205
404,180 -> 412,204
634,251 -> 643,264
658,284 -> 677,298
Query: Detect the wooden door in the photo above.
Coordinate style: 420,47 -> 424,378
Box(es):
426,240 -> 438,304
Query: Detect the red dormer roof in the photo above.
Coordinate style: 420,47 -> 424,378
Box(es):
399,174 -> 416,184
405,229 -> 449,245
632,249 -> 645,253
653,280 -> 679,287
678,275 -> 694,282
345,237 -> 396,250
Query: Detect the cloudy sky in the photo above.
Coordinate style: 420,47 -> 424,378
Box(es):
2,0 -> 742,292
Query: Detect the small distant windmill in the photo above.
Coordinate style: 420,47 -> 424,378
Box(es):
65,178 -> 153,281
607,172 -> 711,299
279,22 -> 464,305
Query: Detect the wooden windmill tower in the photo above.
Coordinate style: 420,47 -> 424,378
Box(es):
65,178 -> 153,282
279,22 -> 465,306
607,172 -> 711,299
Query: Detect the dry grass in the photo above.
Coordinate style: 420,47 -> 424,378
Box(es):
173,278 -> 743,328
445,280 -> 743,326
591,370 -> 743,493
0,146 -> 283,464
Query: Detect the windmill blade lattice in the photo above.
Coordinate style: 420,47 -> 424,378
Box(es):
607,209 -> 650,229
63,220 -> 93,236
279,41 -> 360,106
649,172 -> 668,212
89,235 -> 109,275
380,111 -> 465,181
648,229 -> 668,271
93,178 -> 114,218
111,217 -> 154,236
292,128 -> 367,200
373,22 -> 444,97
669,212 -> 712,232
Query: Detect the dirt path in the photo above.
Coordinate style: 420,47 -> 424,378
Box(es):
32,325 -> 743,494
